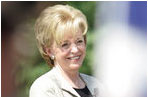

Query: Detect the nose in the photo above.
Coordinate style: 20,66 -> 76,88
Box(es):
71,44 -> 79,53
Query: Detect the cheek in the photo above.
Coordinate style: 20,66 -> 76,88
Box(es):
55,50 -> 68,60
80,46 -> 86,56
82,45 -> 86,52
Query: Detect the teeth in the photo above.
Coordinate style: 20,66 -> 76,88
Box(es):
69,56 -> 80,60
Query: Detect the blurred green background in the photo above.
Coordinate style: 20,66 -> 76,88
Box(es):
2,1 -> 97,97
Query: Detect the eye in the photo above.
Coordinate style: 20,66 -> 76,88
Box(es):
61,42 -> 70,49
61,43 -> 68,47
77,39 -> 84,44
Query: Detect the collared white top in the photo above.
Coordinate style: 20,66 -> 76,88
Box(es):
29,66 -> 103,97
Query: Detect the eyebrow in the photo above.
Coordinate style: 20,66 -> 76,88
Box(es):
60,37 -> 83,43
61,40 -> 69,43
77,37 -> 83,40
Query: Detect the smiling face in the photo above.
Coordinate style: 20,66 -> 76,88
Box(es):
52,31 -> 86,72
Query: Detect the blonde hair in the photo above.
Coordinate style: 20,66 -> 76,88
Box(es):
34,4 -> 88,67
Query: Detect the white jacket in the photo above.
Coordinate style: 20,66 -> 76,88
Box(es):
29,66 -> 103,97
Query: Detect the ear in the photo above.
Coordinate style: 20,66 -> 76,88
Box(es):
44,47 -> 54,57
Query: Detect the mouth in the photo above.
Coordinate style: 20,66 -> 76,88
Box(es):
67,55 -> 81,60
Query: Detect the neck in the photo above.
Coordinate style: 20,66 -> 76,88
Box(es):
55,64 -> 85,88
56,64 -> 79,81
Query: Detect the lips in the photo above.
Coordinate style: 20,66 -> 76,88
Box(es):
67,55 -> 81,60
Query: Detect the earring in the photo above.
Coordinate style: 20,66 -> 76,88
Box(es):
51,55 -> 55,60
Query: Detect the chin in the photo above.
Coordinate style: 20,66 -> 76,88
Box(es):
70,63 -> 82,70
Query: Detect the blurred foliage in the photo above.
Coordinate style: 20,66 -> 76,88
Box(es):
15,1 -> 96,97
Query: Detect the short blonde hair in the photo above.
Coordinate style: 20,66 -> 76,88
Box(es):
34,4 -> 88,67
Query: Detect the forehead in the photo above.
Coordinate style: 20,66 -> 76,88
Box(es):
55,25 -> 84,44
62,31 -> 83,41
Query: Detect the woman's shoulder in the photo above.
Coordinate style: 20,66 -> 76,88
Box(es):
31,71 -> 53,85
80,73 -> 103,86
29,69 -> 58,96
31,68 -> 59,86
80,73 -> 98,83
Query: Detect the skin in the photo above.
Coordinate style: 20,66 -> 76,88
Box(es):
47,31 -> 86,88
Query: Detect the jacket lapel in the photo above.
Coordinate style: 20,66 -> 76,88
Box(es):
60,80 -> 80,97
80,73 -> 99,97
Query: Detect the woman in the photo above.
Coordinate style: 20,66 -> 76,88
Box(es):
30,4 -> 101,97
